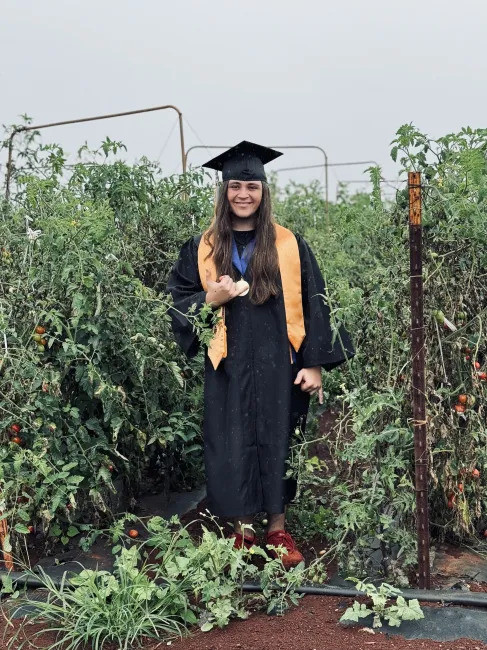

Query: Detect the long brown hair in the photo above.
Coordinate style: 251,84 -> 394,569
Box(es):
204,181 -> 280,305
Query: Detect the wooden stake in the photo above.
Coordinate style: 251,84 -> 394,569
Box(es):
0,516 -> 14,571
408,171 -> 431,589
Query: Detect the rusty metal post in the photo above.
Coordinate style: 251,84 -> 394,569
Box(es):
408,171 -> 431,589
0,517 -> 13,571
5,104 -> 186,199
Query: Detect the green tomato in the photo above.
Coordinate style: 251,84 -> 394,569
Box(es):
435,310 -> 445,323
37,344 -> 45,353
32,333 -> 42,342
33,417 -> 43,428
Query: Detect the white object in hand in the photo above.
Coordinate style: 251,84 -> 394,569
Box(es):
235,279 -> 250,296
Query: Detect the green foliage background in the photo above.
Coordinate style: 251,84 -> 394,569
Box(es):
2,121 -> 487,582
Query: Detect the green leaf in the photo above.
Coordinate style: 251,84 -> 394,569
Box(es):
201,622 -> 214,632
50,524 -> 62,537
183,609 -> 198,624
14,523 -> 31,534
62,462 -> 78,472
339,601 -> 372,623
16,509 -> 30,522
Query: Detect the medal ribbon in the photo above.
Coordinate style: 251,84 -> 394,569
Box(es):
232,236 -> 256,277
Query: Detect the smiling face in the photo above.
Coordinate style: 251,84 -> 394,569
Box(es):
227,180 -> 263,219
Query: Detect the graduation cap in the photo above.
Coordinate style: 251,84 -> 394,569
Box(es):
202,141 -> 283,182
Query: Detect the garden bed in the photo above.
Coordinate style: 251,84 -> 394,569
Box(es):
3,597 -> 487,650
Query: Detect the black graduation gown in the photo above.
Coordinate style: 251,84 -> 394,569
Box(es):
166,230 -> 355,517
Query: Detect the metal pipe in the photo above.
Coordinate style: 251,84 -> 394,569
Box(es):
5,104 -> 186,199
274,160 -> 381,173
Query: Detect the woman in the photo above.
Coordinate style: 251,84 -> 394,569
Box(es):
167,141 -> 355,568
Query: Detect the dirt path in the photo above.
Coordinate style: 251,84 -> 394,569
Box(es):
166,595 -> 487,650
2,596 -> 487,649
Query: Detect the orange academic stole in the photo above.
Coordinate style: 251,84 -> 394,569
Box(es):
197,223 -> 305,370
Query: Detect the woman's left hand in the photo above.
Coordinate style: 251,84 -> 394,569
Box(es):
294,366 -> 323,404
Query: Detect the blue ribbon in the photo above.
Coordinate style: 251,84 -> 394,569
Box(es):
232,236 -> 256,277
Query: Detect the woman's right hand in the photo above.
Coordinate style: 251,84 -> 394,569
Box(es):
205,270 -> 246,307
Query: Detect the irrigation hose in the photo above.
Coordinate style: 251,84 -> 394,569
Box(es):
2,570 -> 487,608
242,582 -> 487,607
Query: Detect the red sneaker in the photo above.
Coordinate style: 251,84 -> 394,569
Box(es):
229,532 -> 256,550
266,530 -> 304,569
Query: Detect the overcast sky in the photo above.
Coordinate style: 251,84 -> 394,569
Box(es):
2,0 -> 487,199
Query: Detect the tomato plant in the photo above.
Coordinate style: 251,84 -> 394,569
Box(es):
0,129 -> 211,555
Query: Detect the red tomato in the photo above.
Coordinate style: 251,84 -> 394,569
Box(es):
465,355 -> 471,361
484,530 -> 487,538
10,424 -> 21,434
28,525 -> 35,534
479,373 -> 487,381
458,395 -> 468,405
472,468 -> 480,479
35,326 -> 46,335
128,529 -> 139,539
108,465 -> 114,472
454,404 -> 465,413
447,499 -> 454,509
458,483 -> 464,493
474,361 -> 481,370
11,436 -> 22,445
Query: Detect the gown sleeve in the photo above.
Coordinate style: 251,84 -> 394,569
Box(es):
166,236 -> 208,358
296,234 -> 356,371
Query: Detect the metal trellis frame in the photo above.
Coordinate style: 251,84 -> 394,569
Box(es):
4,104 -> 186,199
184,144 -> 329,226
